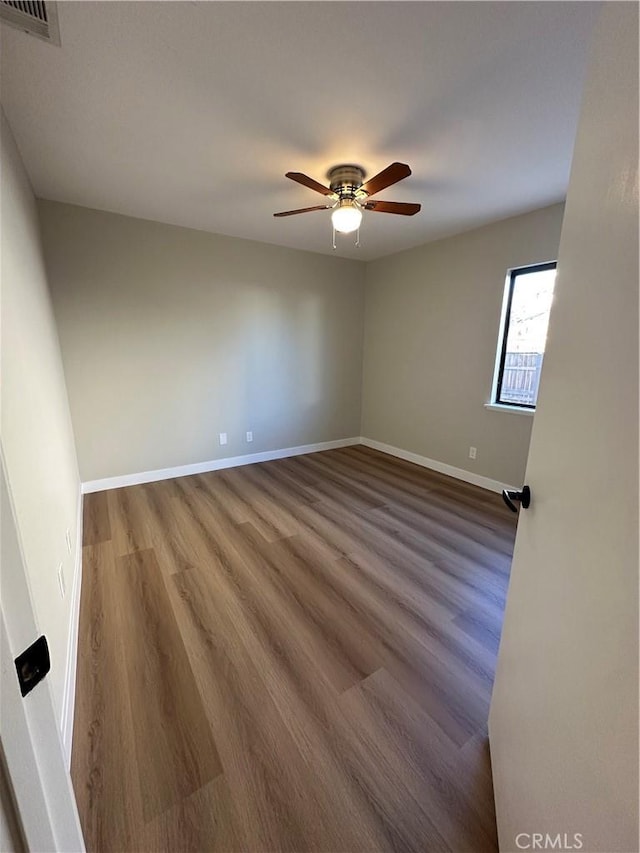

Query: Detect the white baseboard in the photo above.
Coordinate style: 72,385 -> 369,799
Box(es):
60,487 -> 83,769
81,437 -> 361,494
359,437 -> 516,494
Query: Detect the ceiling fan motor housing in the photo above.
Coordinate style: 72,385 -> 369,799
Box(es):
327,164 -> 368,200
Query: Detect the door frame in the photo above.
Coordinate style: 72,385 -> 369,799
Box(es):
1,455 -> 85,851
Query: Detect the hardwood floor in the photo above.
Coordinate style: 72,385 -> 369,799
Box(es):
72,445 -> 516,852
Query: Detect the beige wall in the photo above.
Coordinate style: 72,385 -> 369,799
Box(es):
361,203 -> 565,487
0,111 -> 81,723
39,201 -> 365,483
39,197 -> 564,489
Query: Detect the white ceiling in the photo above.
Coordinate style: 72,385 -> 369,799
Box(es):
1,1 -> 599,261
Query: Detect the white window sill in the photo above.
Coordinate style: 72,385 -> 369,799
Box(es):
485,403 -> 535,417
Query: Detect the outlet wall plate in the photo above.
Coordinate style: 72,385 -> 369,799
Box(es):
219,432 -> 228,446
469,446 -> 477,459
246,431 -> 253,442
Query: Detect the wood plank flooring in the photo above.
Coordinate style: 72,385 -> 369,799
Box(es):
72,445 -> 517,852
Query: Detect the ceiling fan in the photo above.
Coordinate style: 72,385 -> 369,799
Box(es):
274,162 -> 420,246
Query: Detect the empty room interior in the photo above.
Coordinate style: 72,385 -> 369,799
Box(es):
0,2 -> 638,852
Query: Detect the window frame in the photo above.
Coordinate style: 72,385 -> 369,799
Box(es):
492,260 -> 557,411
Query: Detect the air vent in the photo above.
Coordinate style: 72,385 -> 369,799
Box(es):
0,0 -> 60,44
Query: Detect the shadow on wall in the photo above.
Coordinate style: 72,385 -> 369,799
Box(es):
241,287 -> 326,445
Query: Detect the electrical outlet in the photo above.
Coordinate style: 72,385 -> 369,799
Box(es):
469,446 -> 477,460
57,563 -> 66,599
246,431 -> 253,443
219,432 -> 227,446
65,528 -> 72,553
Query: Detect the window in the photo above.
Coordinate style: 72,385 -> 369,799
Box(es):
492,261 -> 557,410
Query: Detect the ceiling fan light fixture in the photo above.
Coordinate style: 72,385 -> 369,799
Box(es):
274,162 -> 419,247
331,200 -> 362,234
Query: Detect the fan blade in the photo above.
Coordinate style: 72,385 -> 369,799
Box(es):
274,205 -> 333,217
364,200 -> 421,215
285,172 -> 335,197
360,162 -> 412,197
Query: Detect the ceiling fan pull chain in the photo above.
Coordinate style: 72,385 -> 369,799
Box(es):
355,227 -> 360,248
332,226 -> 337,251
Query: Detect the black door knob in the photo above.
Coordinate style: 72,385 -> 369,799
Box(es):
502,485 -> 531,513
